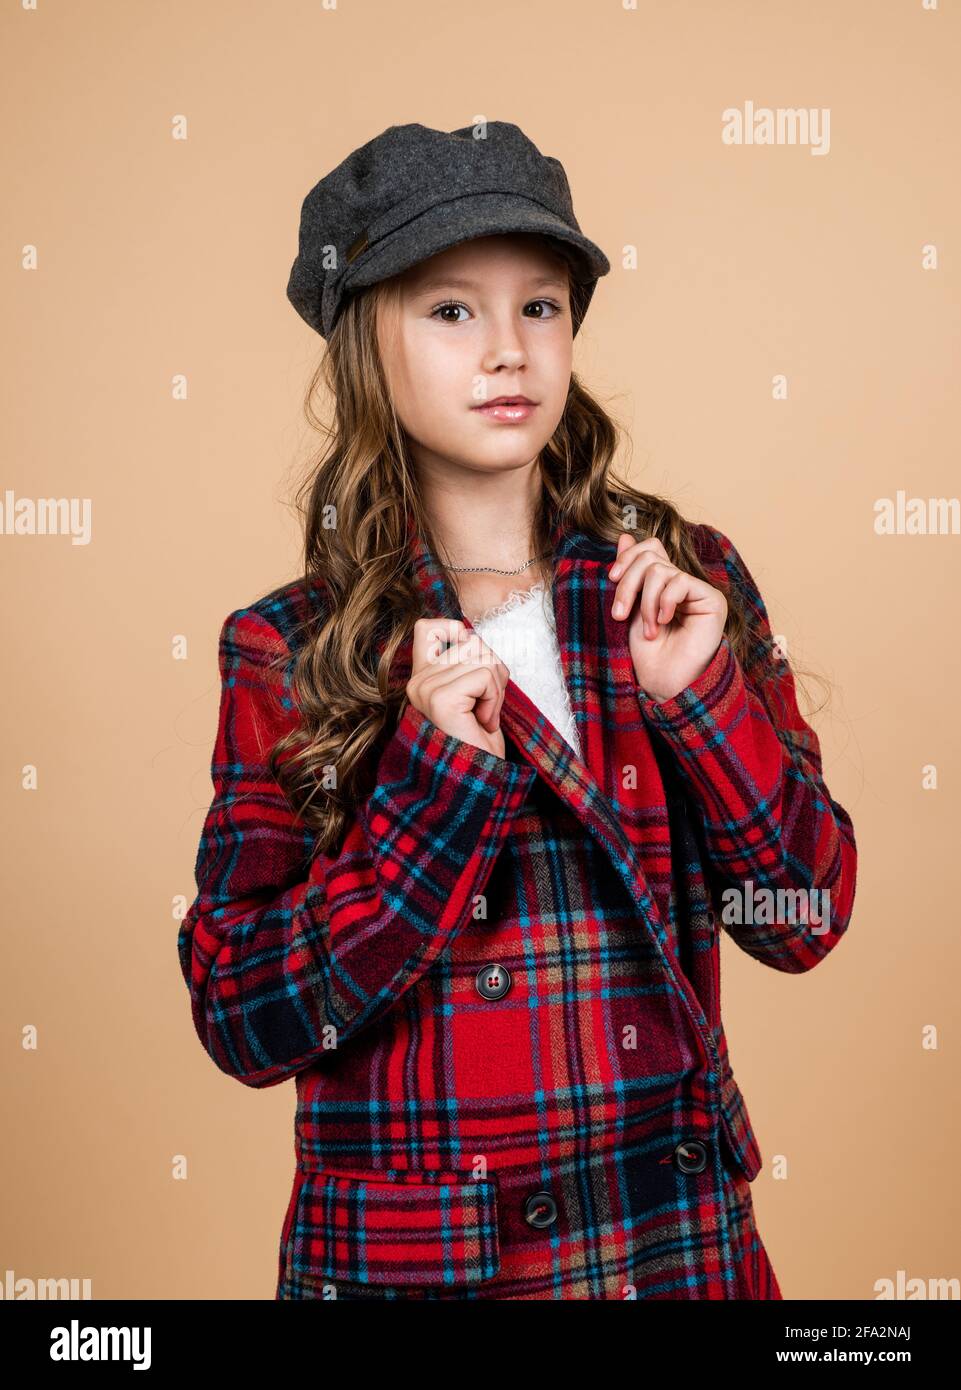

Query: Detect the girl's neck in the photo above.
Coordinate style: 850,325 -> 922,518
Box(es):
454,555 -> 554,625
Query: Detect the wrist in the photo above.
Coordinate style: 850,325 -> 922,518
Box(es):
636,638 -> 733,714
637,685 -> 675,706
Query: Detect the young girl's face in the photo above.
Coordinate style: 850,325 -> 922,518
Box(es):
376,234 -> 574,478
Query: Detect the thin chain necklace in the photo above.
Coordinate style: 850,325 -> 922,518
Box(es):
446,550 -> 552,575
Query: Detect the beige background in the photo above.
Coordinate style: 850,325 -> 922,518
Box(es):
3,0 -> 958,1300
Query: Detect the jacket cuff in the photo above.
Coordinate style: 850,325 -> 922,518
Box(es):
636,634 -> 737,726
634,636 -> 755,809
376,700 -> 538,839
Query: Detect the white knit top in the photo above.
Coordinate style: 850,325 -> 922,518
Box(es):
469,581 -> 582,758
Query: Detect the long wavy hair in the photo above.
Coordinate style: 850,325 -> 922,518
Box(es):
266,247 -> 830,857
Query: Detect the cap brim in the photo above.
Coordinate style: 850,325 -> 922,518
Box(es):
341,192 -> 611,295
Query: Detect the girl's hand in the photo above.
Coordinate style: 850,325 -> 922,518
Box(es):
406,617 -> 511,759
608,532 -> 728,704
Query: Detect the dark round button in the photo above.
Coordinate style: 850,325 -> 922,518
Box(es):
673,1139 -> 709,1174
523,1191 -> 558,1228
475,963 -> 511,1000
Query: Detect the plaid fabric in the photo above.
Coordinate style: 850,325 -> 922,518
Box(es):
178,513 -> 857,1300
283,1162 -> 500,1294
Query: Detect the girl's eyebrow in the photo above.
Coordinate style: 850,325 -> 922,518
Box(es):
410,274 -> 569,296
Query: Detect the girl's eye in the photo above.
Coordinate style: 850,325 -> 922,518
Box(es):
524,299 -> 563,319
430,300 -> 470,323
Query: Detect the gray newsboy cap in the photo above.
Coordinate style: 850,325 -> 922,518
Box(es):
286,121 -> 611,340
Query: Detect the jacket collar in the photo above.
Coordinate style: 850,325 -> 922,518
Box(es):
395,510 -> 719,1078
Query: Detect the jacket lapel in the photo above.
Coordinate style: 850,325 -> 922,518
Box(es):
397,513 -> 721,1079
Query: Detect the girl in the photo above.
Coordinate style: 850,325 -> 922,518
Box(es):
178,121 -> 857,1300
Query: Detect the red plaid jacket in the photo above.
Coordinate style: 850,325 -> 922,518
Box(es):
178,515 -> 857,1300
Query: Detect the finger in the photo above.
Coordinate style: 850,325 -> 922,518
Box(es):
447,630 -> 510,689
610,531 -> 640,578
614,531 -> 636,566
418,637 -> 509,713
411,616 -> 470,672
611,549 -> 672,621
647,572 -> 720,634
473,673 -> 504,731
425,660 -> 507,731
639,561 -> 681,636
647,570 -> 692,634
425,626 -> 489,672
609,534 -> 668,580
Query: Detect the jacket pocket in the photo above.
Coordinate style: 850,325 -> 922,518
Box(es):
286,1164 -> 501,1288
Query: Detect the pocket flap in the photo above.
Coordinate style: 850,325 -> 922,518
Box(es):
288,1165 -> 501,1287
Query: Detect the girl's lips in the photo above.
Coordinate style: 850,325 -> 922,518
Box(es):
472,401 -> 538,423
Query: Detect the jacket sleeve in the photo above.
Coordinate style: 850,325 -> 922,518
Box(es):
635,525 -> 857,973
178,605 -> 537,1088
